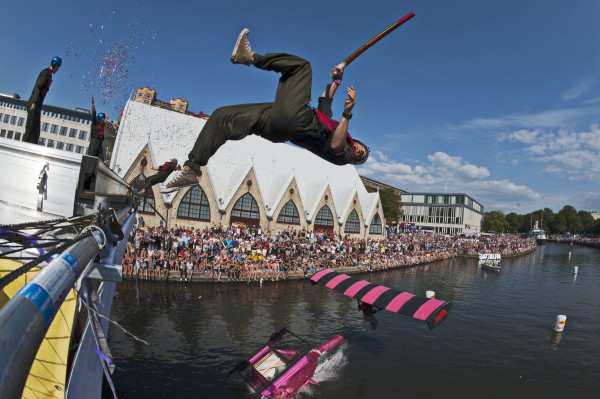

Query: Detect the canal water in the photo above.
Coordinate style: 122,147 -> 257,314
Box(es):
108,243 -> 600,398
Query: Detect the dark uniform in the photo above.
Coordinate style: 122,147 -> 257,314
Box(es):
185,53 -> 356,172
23,68 -> 53,144
87,101 -> 105,160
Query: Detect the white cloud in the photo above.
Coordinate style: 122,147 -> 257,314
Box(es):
456,105 -> 600,132
457,164 -> 490,179
427,151 -> 462,169
503,129 -> 541,144
502,125 -> 600,183
574,192 -> 600,212
561,77 -> 594,101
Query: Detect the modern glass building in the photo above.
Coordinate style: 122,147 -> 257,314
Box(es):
0,93 -> 93,154
400,192 -> 484,235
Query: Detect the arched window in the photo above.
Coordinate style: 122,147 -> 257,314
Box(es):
230,193 -> 260,225
130,175 -> 155,214
369,214 -> 383,234
344,210 -> 361,234
277,200 -> 300,225
314,205 -> 334,232
177,186 -> 210,221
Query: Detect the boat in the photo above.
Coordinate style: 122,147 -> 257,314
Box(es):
227,328 -> 344,398
479,259 -> 501,272
0,138 -> 134,398
527,221 -> 547,245
478,253 -> 501,272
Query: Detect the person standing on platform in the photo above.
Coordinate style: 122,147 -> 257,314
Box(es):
23,56 -> 62,144
88,96 -> 108,160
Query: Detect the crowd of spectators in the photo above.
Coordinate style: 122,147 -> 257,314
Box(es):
121,216 -> 538,282
549,234 -> 600,247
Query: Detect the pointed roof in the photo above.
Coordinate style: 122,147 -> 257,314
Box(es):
111,100 -> 381,222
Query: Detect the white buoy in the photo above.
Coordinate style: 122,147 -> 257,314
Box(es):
574,266 -> 578,274
554,315 -> 567,332
426,290 -> 435,299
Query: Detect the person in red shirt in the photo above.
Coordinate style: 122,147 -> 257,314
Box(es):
161,28 -> 369,193
136,158 -> 180,194
88,96 -> 109,160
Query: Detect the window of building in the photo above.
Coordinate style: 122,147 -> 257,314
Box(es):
69,128 -> 77,138
177,186 -> 210,221
314,205 -> 334,232
344,210 -> 361,233
55,141 -> 64,150
14,132 -> 21,140
39,138 -> 45,145
230,193 -> 260,225
50,124 -> 58,134
369,214 -> 383,234
130,175 -> 155,214
78,130 -> 87,140
47,139 -> 55,148
17,117 -> 24,127
0,129 -> 5,137
2,114 -> 9,123
0,113 -> 3,121
277,200 -> 300,224
65,143 -> 74,152
10,116 -> 16,125
76,146 -> 84,154
59,126 -> 68,136
42,122 -> 49,132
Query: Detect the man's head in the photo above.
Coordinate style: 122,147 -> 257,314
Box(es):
351,139 -> 370,165
171,158 -> 178,165
50,56 -> 62,73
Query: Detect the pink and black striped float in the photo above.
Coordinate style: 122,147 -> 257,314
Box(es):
310,269 -> 451,330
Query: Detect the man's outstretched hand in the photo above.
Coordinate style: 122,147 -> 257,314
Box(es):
344,86 -> 356,113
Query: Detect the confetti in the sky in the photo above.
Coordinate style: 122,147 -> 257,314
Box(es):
65,12 -> 158,113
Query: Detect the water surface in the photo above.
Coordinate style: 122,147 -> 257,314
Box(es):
109,243 -> 600,398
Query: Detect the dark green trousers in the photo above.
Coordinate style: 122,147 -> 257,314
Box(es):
23,102 -> 42,144
186,53 -> 316,170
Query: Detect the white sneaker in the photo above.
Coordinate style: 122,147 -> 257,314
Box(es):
160,166 -> 199,193
231,28 -> 256,66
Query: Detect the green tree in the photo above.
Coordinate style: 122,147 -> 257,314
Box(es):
542,207 -> 555,233
505,212 -> 522,233
483,210 -> 509,233
529,209 -> 545,230
550,214 -> 567,234
366,187 -> 401,224
591,218 -> 600,235
577,210 -> 595,233
558,205 -> 582,233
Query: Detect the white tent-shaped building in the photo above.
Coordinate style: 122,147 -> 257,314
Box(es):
110,100 -> 384,237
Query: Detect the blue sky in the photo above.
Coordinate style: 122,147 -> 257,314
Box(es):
2,1 -> 600,214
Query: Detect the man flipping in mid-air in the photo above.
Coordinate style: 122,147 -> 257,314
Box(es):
160,28 -> 369,193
